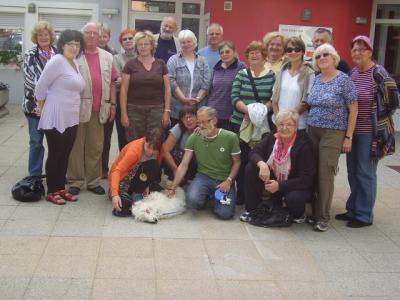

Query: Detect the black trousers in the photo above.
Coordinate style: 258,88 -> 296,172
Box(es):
244,162 -> 311,218
44,125 -> 78,193
115,92 -> 127,151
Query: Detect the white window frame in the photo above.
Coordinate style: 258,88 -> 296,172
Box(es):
123,0 -> 206,47
0,1 -> 98,51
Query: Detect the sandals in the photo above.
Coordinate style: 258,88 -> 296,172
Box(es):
59,189 -> 78,202
46,192 -> 66,205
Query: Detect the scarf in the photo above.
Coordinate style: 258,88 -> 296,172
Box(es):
267,132 -> 297,183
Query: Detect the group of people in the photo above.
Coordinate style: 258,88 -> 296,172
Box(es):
23,17 -> 398,232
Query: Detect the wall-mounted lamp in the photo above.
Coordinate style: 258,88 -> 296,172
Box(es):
102,8 -> 119,19
27,3 -> 36,13
355,17 -> 367,25
301,9 -> 312,21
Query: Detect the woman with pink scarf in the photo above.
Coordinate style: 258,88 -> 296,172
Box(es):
240,110 -> 317,227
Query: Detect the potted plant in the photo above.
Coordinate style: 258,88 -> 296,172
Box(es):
0,51 -> 22,69
0,81 -> 10,117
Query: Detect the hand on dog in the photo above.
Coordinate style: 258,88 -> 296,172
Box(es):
112,195 -> 122,211
166,188 -> 175,198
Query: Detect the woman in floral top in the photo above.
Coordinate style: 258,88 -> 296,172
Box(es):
306,43 -> 358,232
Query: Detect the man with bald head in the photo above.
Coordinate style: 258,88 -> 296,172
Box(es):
154,16 -> 180,63
198,23 -> 224,70
67,22 -> 118,196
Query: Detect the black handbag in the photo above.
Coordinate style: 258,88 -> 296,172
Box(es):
11,175 -> 45,202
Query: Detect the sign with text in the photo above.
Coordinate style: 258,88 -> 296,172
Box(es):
279,24 -> 332,59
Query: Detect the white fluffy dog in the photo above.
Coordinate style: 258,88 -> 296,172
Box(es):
131,186 -> 186,224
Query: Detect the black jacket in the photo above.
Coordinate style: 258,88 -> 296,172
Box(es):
249,130 -> 317,194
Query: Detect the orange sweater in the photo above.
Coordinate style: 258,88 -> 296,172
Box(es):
109,138 -> 163,197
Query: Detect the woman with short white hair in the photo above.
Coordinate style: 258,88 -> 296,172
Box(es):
167,29 -> 210,126
306,43 -> 358,232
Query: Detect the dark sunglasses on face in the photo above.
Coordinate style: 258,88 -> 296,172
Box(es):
122,37 -> 133,42
315,53 -> 330,60
286,47 -> 302,53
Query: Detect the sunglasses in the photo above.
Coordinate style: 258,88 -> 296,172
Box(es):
315,53 -> 330,60
286,47 -> 302,53
122,37 -> 133,42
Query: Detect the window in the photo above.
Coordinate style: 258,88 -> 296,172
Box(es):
132,1 -> 175,13
0,13 -> 24,66
182,3 -> 200,15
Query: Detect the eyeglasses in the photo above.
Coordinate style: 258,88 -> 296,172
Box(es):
219,50 -> 232,55
315,53 -> 330,60
84,31 -> 99,37
351,48 -> 368,54
122,37 -> 133,42
286,47 -> 302,53
182,115 -> 195,121
277,123 -> 296,129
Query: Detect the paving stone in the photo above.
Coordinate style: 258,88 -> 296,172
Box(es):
217,280 -> 283,300
96,257 -> 155,279
34,255 -> 97,278
0,278 -> 30,300
0,254 -> 41,277
154,238 -> 207,259
92,278 -> 156,300
44,236 -> 101,256
155,256 -> 213,280
24,278 -> 92,300
100,237 -> 153,257
157,279 -> 220,300
0,235 -> 48,255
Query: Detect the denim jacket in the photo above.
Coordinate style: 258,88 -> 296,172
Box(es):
167,52 -> 210,119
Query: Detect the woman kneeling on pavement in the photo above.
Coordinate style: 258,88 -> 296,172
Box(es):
109,128 -> 164,217
240,110 -> 317,227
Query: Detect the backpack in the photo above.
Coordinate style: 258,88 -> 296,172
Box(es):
11,176 -> 45,202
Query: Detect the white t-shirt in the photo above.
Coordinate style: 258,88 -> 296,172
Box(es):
279,69 -> 309,129
185,59 -> 195,97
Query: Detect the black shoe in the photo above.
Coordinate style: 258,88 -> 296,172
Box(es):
88,186 -> 106,195
347,219 -> 372,228
335,213 -> 353,221
112,209 -> 131,217
68,186 -> 80,195
250,208 -> 293,228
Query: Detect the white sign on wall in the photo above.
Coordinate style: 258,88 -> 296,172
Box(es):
279,24 -> 332,59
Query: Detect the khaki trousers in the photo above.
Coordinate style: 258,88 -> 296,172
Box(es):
67,112 -> 104,189
307,126 -> 345,222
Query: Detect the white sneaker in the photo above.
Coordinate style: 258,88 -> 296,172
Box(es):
313,221 -> 328,232
293,215 -> 306,224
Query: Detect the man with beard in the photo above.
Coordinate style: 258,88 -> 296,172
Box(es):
154,16 -> 180,63
167,106 -> 241,219
198,23 -> 224,70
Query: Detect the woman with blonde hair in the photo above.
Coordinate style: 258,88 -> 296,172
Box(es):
23,20 -> 57,178
263,31 -> 286,74
120,31 -> 172,142
306,43 -> 358,232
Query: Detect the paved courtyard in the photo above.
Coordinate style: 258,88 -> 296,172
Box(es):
1,104 -> 400,300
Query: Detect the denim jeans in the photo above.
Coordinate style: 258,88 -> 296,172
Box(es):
186,173 -> 236,220
26,116 -> 45,176
346,133 -> 377,223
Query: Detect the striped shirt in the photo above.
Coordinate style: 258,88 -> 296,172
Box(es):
350,67 -> 374,134
231,68 -> 275,125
